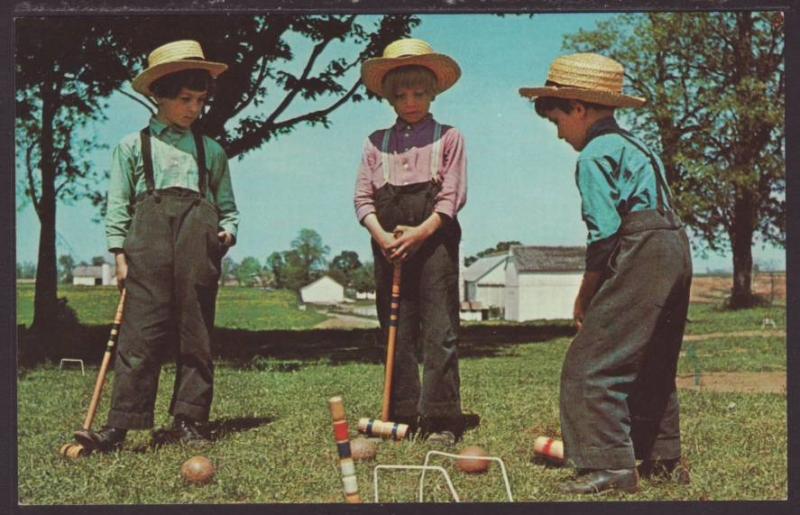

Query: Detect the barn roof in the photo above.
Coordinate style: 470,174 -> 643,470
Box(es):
463,253 -> 508,283
510,246 -> 585,273
73,265 -> 108,278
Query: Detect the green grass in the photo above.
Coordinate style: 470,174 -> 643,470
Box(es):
15,285 -> 787,503
16,284 -> 328,330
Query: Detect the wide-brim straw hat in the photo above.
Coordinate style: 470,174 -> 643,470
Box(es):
361,38 -> 461,98
519,53 -> 646,108
132,40 -> 228,96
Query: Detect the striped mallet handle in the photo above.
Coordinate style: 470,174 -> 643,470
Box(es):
328,396 -> 361,504
533,436 -> 564,464
381,263 -> 402,423
82,289 -> 126,431
357,417 -> 409,441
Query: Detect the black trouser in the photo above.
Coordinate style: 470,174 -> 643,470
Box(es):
107,189 -> 223,429
373,231 -> 462,422
560,210 -> 692,470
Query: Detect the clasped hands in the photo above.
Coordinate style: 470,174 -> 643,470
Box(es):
375,224 -> 431,263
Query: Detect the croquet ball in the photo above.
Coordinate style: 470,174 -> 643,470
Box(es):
456,446 -> 491,474
349,437 -> 377,462
181,456 -> 215,485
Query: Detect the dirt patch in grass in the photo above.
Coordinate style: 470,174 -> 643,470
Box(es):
691,273 -> 785,304
676,371 -> 785,394
684,330 -> 785,341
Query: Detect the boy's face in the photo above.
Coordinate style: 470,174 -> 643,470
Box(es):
543,102 -> 589,151
156,87 -> 208,130
389,86 -> 433,125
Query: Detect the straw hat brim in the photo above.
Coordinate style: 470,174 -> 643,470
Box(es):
361,54 -> 461,97
518,86 -> 646,108
133,60 -> 228,96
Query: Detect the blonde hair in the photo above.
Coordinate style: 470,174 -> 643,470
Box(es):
382,65 -> 437,102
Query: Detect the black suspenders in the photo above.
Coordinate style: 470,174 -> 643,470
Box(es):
594,127 -> 672,215
139,127 -> 208,197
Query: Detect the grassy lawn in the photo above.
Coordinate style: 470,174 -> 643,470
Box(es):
16,284 -> 328,330
15,284 -> 787,504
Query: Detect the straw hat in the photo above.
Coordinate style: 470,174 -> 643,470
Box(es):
519,53 -> 646,108
132,40 -> 228,96
361,38 -> 461,97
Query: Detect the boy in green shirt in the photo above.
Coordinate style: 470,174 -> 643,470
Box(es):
520,53 -> 692,494
77,40 -> 238,452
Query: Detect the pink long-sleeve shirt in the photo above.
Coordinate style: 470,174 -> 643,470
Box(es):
354,114 -> 467,223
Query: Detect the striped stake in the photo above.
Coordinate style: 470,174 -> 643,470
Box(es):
328,396 -> 362,503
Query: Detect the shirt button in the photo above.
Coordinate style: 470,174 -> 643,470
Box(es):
403,163 -> 410,170
404,132 -> 410,138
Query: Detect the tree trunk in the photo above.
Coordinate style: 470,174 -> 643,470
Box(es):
729,191 -> 756,308
31,85 -> 59,335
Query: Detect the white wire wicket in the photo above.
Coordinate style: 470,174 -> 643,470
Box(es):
421,450 -> 514,502
373,464 -> 460,503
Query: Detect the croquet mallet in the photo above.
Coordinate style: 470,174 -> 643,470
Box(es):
358,262 -> 410,441
59,289 -> 126,459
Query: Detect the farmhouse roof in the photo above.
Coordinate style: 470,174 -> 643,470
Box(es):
300,275 -> 343,292
463,253 -> 508,283
510,246 -> 585,273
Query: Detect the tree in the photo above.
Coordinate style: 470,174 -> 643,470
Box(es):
266,252 -> 287,289
329,250 -> 362,288
16,18 -> 133,334
57,254 -> 75,284
465,240 -> 521,267
563,12 -> 784,307
290,228 -> 330,286
90,256 -> 106,266
220,256 -> 237,286
235,256 -> 264,287
17,262 -> 37,280
351,261 -> 375,294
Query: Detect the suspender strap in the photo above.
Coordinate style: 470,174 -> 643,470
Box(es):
381,129 -> 392,182
596,127 -> 671,214
193,131 -> 208,197
431,122 -> 443,182
139,128 -> 156,194
380,123 -> 445,182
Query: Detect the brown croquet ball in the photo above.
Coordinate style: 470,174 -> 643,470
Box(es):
349,437 -> 377,462
456,446 -> 491,474
181,456 -> 215,485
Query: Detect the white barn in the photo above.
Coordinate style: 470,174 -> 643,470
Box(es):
504,246 -> 585,321
72,264 -> 116,286
300,275 -> 345,305
462,253 -> 509,309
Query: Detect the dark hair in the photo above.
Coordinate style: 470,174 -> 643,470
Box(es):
150,68 -> 215,99
533,96 -> 612,118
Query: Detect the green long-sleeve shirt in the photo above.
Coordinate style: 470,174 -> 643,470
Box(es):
105,116 -> 239,251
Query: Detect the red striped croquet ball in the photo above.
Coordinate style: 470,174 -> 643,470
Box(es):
456,446 -> 491,474
181,455 -> 215,485
349,437 -> 377,461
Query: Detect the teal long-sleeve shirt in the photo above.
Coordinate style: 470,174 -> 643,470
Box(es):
105,116 -> 239,251
576,117 -> 672,270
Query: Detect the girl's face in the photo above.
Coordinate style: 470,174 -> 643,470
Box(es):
390,86 -> 433,125
156,87 -> 208,129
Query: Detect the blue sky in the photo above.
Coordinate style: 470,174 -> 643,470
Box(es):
15,13 -> 786,273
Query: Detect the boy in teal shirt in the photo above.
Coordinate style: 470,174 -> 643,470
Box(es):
520,53 -> 692,494
77,40 -> 238,452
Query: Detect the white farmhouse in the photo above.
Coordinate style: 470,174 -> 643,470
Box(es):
462,253 -> 509,309
300,275 -> 345,305
72,264 -> 117,286
504,246 -> 585,321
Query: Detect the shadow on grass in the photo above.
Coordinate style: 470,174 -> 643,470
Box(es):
145,415 -> 275,450
19,322 -> 576,370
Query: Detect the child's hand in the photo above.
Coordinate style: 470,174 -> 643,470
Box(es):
573,295 -> 587,331
375,230 -> 397,259
218,231 -> 234,247
388,224 -> 429,262
114,252 -> 128,292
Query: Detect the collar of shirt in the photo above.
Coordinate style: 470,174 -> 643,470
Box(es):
393,113 -> 435,135
149,116 -> 192,140
585,116 -> 619,146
